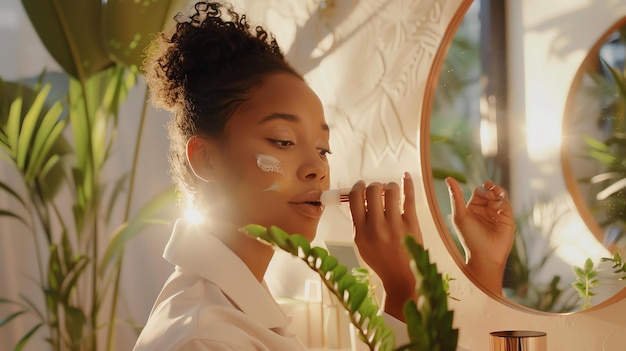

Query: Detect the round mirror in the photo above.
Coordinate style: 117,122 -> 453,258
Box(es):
563,20 -> 626,275
422,0 -> 626,313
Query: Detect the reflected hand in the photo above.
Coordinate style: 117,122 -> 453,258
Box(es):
446,177 -> 515,294
349,172 -> 421,321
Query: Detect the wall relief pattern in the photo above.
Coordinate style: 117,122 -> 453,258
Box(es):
245,0 -> 453,185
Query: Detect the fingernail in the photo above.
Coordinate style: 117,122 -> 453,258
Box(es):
404,172 -> 411,179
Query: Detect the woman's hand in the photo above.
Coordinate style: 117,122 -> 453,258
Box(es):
445,177 -> 515,295
349,172 -> 421,322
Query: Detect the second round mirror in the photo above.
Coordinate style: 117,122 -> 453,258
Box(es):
423,0 -> 626,313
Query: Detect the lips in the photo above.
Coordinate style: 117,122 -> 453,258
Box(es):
290,202 -> 324,219
289,190 -> 325,219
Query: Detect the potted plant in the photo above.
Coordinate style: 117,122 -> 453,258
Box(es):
0,1 -> 184,349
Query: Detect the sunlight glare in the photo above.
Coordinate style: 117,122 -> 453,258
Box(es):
526,109 -> 562,161
184,207 -> 205,224
480,118 -> 498,157
553,216 -> 610,267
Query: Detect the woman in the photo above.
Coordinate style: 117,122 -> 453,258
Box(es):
134,2 -> 514,349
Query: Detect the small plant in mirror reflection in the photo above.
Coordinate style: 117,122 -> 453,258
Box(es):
572,258 -> 600,310
573,52 -> 626,240
601,252 -> 626,279
504,199 -> 580,312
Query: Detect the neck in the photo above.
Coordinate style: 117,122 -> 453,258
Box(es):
211,221 -> 275,282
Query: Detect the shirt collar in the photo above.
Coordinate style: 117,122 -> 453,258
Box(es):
163,219 -> 288,329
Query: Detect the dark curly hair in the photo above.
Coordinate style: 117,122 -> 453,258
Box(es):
143,1 -> 302,209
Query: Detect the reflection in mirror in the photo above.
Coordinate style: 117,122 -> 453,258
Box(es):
424,0 -> 626,313
563,21 -> 626,271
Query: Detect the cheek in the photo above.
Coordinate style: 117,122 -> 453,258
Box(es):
323,164 -> 331,188
255,154 -> 289,192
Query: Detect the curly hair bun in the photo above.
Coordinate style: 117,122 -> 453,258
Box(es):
143,1 -> 290,115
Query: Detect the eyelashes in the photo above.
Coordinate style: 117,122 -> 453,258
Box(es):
319,149 -> 332,157
267,138 -> 332,158
269,139 -> 293,148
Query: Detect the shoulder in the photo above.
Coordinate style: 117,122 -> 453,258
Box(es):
134,269 -> 263,350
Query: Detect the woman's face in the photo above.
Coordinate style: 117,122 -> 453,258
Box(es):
208,72 -> 331,241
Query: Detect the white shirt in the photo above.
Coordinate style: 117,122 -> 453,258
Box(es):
134,219 -> 308,350
133,219 -> 467,350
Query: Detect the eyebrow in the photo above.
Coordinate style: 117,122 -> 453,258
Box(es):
258,112 -> 329,132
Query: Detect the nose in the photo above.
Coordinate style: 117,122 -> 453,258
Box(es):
298,151 -> 329,182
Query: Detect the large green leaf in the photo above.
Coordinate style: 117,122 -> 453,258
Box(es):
101,66 -> 137,121
0,310 -> 25,328
99,186 -> 177,275
0,210 -> 29,228
0,181 -> 27,210
15,84 -> 51,170
101,0 -> 188,69
64,305 -> 87,346
0,78 -> 71,201
25,101 -> 68,183
0,80 -> 27,132
14,323 -> 43,351
37,146 -> 71,203
5,96 -> 22,158
68,76 -> 95,210
21,0 -> 113,79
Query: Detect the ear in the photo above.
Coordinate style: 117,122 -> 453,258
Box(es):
186,135 -> 217,182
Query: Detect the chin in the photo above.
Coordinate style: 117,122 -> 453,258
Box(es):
300,230 -> 317,242
280,221 -> 319,242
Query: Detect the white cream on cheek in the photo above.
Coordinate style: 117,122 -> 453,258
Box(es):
256,154 -> 284,192
256,154 -> 284,174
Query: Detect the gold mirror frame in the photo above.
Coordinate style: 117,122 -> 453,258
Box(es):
420,0 -> 626,315
561,17 -> 626,254
421,0 -> 477,296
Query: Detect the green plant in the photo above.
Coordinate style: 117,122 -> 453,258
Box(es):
0,1 -> 184,349
442,274 -> 459,302
571,252 -> 626,310
601,252 -> 626,279
242,224 -> 458,351
578,65 -> 626,229
431,45 -> 580,311
503,199 -> 580,312
352,267 -> 381,307
573,43 -> 626,234
563,28 -> 626,311
572,258 -> 600,310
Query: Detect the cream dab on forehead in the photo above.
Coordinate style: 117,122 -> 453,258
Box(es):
256,154 -> 283,174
